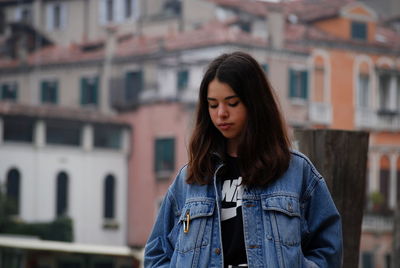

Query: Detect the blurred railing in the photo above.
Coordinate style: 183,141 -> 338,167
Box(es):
356,107 -> 400,130
362,213 -> 393,233
309,102 -> 332,125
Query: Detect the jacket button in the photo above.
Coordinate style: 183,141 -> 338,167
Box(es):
215,248 -> 221,255
288,203 -> 293,212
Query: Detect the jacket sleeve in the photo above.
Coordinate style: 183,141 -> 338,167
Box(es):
301,177 -> 343,268
144,188 -> 180,268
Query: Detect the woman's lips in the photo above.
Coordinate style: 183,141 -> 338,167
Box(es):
218,123 -> 233,131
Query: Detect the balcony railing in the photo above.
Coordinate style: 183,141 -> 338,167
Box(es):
362,213 -> 393,233
309,102 -> 332,125
355,107 -> 400,130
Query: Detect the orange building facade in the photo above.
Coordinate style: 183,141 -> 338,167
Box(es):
301,3 -> 400,267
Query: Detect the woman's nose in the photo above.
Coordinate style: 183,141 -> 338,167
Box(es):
218,105 -> 228,118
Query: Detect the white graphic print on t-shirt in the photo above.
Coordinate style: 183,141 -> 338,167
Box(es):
221,176 -> 243,221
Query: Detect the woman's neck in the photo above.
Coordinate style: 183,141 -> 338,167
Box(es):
227,139 -> 238,157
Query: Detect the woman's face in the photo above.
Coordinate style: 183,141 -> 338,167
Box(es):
207,78 -> 247,155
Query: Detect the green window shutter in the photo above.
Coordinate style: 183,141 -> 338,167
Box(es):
93,77 -> 99,105
41,81 -> 47,103
14,83 -> 18,100
54,82 -> 59,104
125,72 -> 133,100
125,70 -> 143,101
154,138 -> 175,173
289,69 -> 296,98
155,140 -> 161,172
137,71 -> 143,92
164,139 -> 175,170
138,71 -> 144,91
41,81 -> 58,104
177,70 -> 188,90
1,84 -> 4,99
1,83 -> 18,101
80,78 -> 86,105
301,71 -> 308,99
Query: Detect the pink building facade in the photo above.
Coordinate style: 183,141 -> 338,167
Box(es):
121,102 -> 195,246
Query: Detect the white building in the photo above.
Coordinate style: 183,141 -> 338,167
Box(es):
0,102 -> 130,246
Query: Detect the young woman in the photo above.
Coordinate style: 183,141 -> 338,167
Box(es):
144,51 -> 342,268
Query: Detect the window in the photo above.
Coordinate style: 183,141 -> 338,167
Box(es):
94,125 -> 122,149
106,0 -> 114,22
80,76 -> 99,106
164,0 -> 182,16
124,0 -> 135,19
289,69 -> 308,100
1,82 -> 18,101
3,116 -> 34,142
15,5 -> 32,24
378,73 -> 391,112
41,80 -> 58,104
6,168 -> 21,216
358,74 -> 370,107
104,175 -> 116,219
313,66 -> 325,102
0,10 -> 5,34
46,120 -> 81,146
46,2 -> 67,31
238,21 -> 251,32
56,172 -> 69,217
125,71 -> 143,102
21,9 -> 31,23
379,155 -> 390,211
351,21 -> 367,40
154,138 -> 175,177
361,252 -> 374,268
54,4 -> 61,28
100,0 -> 136,24
379,168 -> 389,210
99,0 -> 114,24
177,70 -> 189,91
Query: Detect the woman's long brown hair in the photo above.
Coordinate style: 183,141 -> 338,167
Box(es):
187,51 -> 291,187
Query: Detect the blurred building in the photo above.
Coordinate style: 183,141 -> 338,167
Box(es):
0,0 -> 132,252
0,0 -> 399,268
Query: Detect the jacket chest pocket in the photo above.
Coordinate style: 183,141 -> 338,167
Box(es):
177,198 -> 215,254
262,195 -> 301,246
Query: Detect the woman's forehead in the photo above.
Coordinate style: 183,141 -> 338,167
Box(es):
207,79 -> 236,99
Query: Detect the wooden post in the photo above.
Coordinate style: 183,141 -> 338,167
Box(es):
294,129 -> 369,268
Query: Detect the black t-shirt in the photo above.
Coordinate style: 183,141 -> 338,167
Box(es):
220,156 -> 248,267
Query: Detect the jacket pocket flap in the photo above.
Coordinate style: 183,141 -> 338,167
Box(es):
261,195 -> 300,217
179,198 -> 215,221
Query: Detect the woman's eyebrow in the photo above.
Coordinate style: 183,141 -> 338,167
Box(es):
207,95 -> 238,101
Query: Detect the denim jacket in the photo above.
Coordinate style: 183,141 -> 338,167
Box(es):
145,151 -> 343,268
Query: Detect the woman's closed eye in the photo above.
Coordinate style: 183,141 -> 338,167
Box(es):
208,103 -> 218,109
228,101 -> 240,107
208,101 -> 240,109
